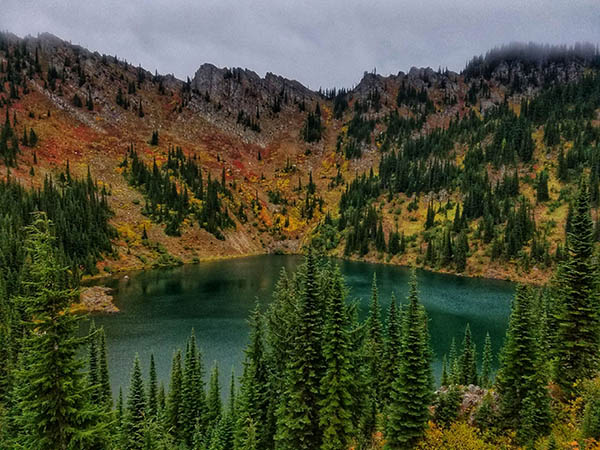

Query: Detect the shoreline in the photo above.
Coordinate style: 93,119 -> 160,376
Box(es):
79,249 -> 548,313
336,253 -> 550,286
85,249 -> 550,286
74,285 -> 120,314
77,249 -> 548,314
83,250 -> 265,283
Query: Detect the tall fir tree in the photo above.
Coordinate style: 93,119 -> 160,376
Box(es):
166,350 -> 183,439
448,338 -> 459,385
207,362 -> 222,428
554,179 -> 600,394
441,355 -> 449,387
125,354 -> 146,449
98,327 -> 112,409
455,230 -> 469,272
480,332 -> 493,388
496,285 -> 550,437
318,266 -> 355,450
386,270 -> 432,449
9,213 -> 108,450
180,331 -> 206,445
275,249 -> 324,450
425,200 -> 435,229
459,323 -> 477,385
364,273 -> 384,408
147,353 -> 158,419
382,293 -> 402,405
235,303 -> 270,449
158,382 -> 166,414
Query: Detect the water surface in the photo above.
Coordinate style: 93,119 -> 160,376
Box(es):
89,255 -> 514,398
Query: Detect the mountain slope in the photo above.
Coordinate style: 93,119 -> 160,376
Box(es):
1,33 -> 599,282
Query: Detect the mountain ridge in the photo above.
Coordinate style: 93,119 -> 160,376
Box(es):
1,31 -> 599,283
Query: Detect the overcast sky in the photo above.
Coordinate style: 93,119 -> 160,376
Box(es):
2,0 -> 599,89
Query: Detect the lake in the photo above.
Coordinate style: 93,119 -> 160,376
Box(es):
88,255 -> 514,399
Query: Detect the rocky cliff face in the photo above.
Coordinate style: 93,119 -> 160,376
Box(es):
191,63 -> 317,115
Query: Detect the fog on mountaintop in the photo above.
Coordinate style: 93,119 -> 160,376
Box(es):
2,0 -> 599,88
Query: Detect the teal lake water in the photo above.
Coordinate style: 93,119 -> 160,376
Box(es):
88,255 -> 514,398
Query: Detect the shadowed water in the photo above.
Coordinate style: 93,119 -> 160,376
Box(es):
87,255 -> 514,399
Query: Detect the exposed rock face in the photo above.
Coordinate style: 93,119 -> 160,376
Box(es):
192,63 -> 316,113
489,60 -> 589,88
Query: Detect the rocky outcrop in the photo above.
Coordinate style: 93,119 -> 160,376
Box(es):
191,63 -> 316,113
76,286 -> 119,313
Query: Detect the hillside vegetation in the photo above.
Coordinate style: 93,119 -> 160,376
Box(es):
2,33 -> 600,449
0,35 -> 599,285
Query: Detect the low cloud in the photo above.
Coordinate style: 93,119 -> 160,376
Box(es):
2,0 -> 598,89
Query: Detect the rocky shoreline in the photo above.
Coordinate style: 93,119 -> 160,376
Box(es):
74,286 -> 119,314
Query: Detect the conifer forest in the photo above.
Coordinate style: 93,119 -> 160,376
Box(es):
2,2 -> 600,448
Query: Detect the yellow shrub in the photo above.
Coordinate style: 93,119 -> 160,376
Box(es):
417,422 -> 496,450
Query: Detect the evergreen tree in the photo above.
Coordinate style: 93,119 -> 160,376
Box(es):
448,338 -> 459,385
425,200 -> 435,229
473,391 -> 497,431
29,128 -> 37,146
517,358 -> 551,446
149,130 -> 159,146
496,285 -> 550,437
557,147 -> 568,181
364,273 -> 384,408
382,293 -> 402,405
238,418 -> 258,450
275,249 -> 324,449
180,331 -> 206,444
166,350 -> 183,438
453,203 -> 463,232
375,219 -> 386,252
433,385 -> 462,428
480,332 -> 493,388
235,303 -> 270,449
208,414 -> 234,450
459,324 -> 477,385
125,354 -> 146,449
455,230 -> 469,272
98,327 -> 112,409
386,270 -> 432,449
228,369 -> 236,417
441,355 -> 449,387
554,179 -> 600,394
9,214 -> 108,449
536,170 -> 550,202
318,266 -> 354,450
207,374 -> 235,450
388,229 -> 401,255
147,353 -> 158,419
158,382 -> 166,413
207,362 -> 222,427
